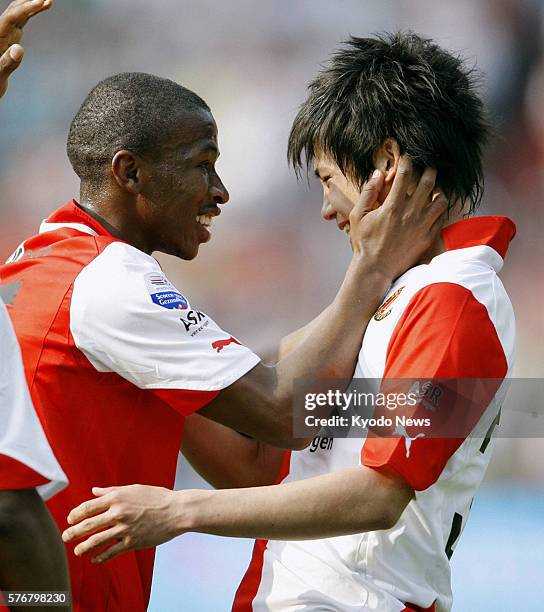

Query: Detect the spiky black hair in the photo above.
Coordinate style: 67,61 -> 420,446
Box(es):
288,32 -> 491,213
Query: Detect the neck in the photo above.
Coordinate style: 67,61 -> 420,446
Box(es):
78,186 -> 154,254
417,205 -> 467,264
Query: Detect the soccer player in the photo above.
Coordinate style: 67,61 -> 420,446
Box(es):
0,61 -> 444,611
0,1 -> 70,607
64,33 -> 516,612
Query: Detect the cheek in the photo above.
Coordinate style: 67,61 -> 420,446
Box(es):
329,184 -> 355,219
155,163 -> 207,199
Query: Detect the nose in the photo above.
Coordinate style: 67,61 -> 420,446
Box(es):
321,198 -> 336,222
211,173 -> 229,205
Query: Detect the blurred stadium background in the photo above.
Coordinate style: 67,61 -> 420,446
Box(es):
1,0 -> 543,610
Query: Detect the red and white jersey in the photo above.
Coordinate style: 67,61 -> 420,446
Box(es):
0,300 -> 66,500
0,200 -> 260,612
234,216 -> 516,612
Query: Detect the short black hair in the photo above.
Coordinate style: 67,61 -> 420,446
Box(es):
288,32 -> 491,213
67,72 -> 210,184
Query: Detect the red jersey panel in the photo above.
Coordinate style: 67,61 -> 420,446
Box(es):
1,201 -> 260,611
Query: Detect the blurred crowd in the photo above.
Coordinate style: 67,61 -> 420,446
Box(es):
1,0 -> 543,482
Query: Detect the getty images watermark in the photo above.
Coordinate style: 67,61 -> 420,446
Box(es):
304,387 -> 432,430
293,378 -> 544,439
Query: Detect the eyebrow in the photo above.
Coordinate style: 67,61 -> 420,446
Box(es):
314,168 -> 321,179
193,142 -> 219,158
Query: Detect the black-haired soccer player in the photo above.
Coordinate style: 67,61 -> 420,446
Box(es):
64,33 -> 516,612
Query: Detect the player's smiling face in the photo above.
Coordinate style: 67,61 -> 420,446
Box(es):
314,153 -> 362,236
143,108 -> 229,260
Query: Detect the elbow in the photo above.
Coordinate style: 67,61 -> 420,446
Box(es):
264,397 -> 311,450
374,487 -> 414,531
376,505 -> 403,531
270,430 -> 312,451
271,412 -> 312,451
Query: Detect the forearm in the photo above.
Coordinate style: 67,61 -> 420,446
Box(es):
179,466 -> 413,541
181,414 -> 285,488
62,466 -> 413,562
278,305 -> 333,360
198,256 -> 390,450
0,489 -> 70,607
274,256 -> 390,397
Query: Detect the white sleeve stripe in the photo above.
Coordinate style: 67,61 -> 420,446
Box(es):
70,242 -> 262,393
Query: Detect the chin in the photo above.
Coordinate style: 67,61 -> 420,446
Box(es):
158,243 -> 199,260
174,250 -> 198,261
179,244 -> 200,260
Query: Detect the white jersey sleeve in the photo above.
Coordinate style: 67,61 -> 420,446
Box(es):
70,242 -> 261,392
0,301 -> 67,500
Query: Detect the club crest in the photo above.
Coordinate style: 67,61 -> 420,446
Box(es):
373,286 -> 404,321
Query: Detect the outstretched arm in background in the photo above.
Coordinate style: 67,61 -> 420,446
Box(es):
0,0 -> 52,98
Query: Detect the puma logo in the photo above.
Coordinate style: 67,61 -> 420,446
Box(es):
211,336 -> 242,353
393,425 -> 425,458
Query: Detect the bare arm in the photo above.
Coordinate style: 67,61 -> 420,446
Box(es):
199,162 -> 446,448
182,467 -> 413,540
0,489 -> 71,610
199,257 -> 389,449
181,413 -> 285,488
62,467 -> 413,561
277,305 -> 333,361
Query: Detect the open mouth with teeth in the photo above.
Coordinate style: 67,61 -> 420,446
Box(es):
196,214 -> 215,242
196,214 -> 214,228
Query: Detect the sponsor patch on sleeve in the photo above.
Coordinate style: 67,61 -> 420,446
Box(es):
144,273 -> 189,310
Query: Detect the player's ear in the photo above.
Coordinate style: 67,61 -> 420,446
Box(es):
372,138 -> 401,187
111,150 -> 145,194
372,139 -> 401,204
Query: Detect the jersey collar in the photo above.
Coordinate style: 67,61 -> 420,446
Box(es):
435,216 -> 516,272
40,200 -> 115,238
441,216 -> 515,259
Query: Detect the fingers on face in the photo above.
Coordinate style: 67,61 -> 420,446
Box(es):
428,195 -> 449,230
429,192 -> 448,216
384,155 -> 414,208
411,166 -> 438,208
350,170 -> 384,222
